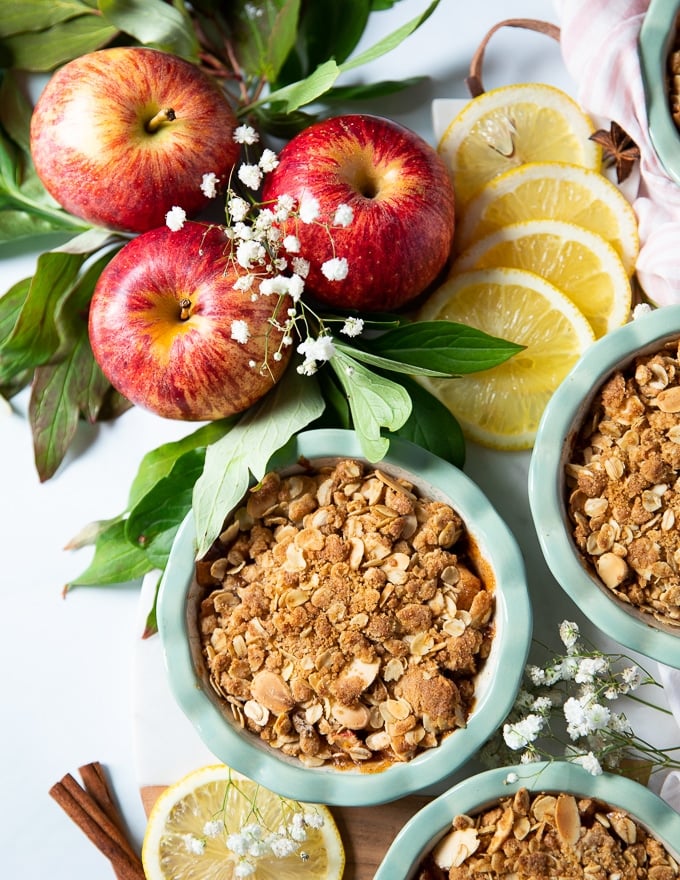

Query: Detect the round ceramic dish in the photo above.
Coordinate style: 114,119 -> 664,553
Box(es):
374,761 -> 680,878
529,306 -> 680,668
157,428 -> 531,807
639,0 -> 680,185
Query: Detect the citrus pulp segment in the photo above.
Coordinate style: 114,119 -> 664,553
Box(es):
451,219 -> 632,338
438,83 -> 600,208
141,763 -> 345,880
416,267 -> 596,450
454,161 -> 640,274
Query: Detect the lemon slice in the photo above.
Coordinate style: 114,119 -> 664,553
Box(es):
452,219 -> 632,339
416,267 -> 595,449
438,83 -> 600,207
141,764 -> 345,880
454,161 -> 639,274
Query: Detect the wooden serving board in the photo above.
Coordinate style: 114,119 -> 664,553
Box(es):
140,785 -> 430,879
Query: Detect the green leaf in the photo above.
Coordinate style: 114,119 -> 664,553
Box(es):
228,0 -> 300,82
366,321 -> 525,374
0,70 -> 32,151
245,58 -> 340,113
339,0 -> 439,72
329,347 -> 411,461
98,0 -> 199,58
0,250 -> 85,372
126,449 -> 205,547
321,76 -> 425,103
300,0 -> 370,70
334,338 -> 452,378
193,367 -> 325,557
66,519 -> 154,589
0,1 -> 94,37
127,420 -> 235,508
65,517 -> 122,550
29,328 -> 108,481
1,14 -> 118,70
392,374 -> 465,468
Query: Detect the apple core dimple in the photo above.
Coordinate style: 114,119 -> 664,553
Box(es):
178,298 -> 192,321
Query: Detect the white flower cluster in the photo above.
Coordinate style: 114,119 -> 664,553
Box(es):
164,123 -> 364,377
481,620 -> 668,778
182,799 -> 324,876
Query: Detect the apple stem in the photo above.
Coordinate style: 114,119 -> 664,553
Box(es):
146,108 -> 177,132
179,298 -> 192,321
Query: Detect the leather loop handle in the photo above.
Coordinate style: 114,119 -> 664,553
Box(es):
466,18 -> 561,97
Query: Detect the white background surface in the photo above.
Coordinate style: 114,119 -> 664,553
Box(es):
2,2 -> 677,878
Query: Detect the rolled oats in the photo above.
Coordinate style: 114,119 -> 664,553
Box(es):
418,788 -> 679,879
566,339 -> 680,628
195,459 -> 495,769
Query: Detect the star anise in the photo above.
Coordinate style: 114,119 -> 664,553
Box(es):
590,121 -> 641,183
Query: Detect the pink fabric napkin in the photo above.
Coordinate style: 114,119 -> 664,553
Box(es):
556,0 -> 680,307
556,0 -> 680,813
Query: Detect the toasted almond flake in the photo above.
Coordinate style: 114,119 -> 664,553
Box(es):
555,794 -> 581,846
433,827 -> 480,870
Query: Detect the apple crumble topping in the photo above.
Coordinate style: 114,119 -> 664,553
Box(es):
566,338 -> 680,629
195,458 -> 495,769
417,787 -> 679,879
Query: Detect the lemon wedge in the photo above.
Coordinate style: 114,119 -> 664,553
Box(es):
416,267 -> 595,450
141,764 -> 345,880
454,161 -> 639,274
438,82 -> 600,207
452,219 -> 632,338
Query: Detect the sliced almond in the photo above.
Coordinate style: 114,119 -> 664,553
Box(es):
555,793 -> 581,846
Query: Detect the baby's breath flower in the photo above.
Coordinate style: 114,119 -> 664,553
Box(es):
291,256 -> 310,278
203,820 -> 222,837
621,665 -> 644,692
303,811 -> 324,830
238,163 -> 263,190
165,205 -> 186,231
234,859 -> 256,878
333,203 -> 354,227
228,196 -> 250,223
503,714 -> 544,750
505,772 -> 519,784
299,195 -> 320,223
231,320 -> 251,344
321,256 -> 349,281
633,302 -> 652,320
531,695 -> 553,715
288,274 -> 305,302
233,274 -> 255,292
236,239 -> 265,269
575,656 -> 609,684
526,665 -> 546,686
201,172 -> 219,198
483,621 -> 679,781
341,317 -> 364,337
570,751 -> 603,776
559,620 -> 580,650
283,234 -> 300,253
259,148 -> 279,172
270,836 -> 298,858
255,208 -> 275,231
275,194 -> 295,219
184,834 -> 206,855
233,124 -> 259,145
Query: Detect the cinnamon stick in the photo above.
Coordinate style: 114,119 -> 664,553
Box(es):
49,767 -> 145,880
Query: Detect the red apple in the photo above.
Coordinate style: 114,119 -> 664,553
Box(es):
88,223 -> 292,420
261,114 -> 455,312
30,47 -> 240,233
